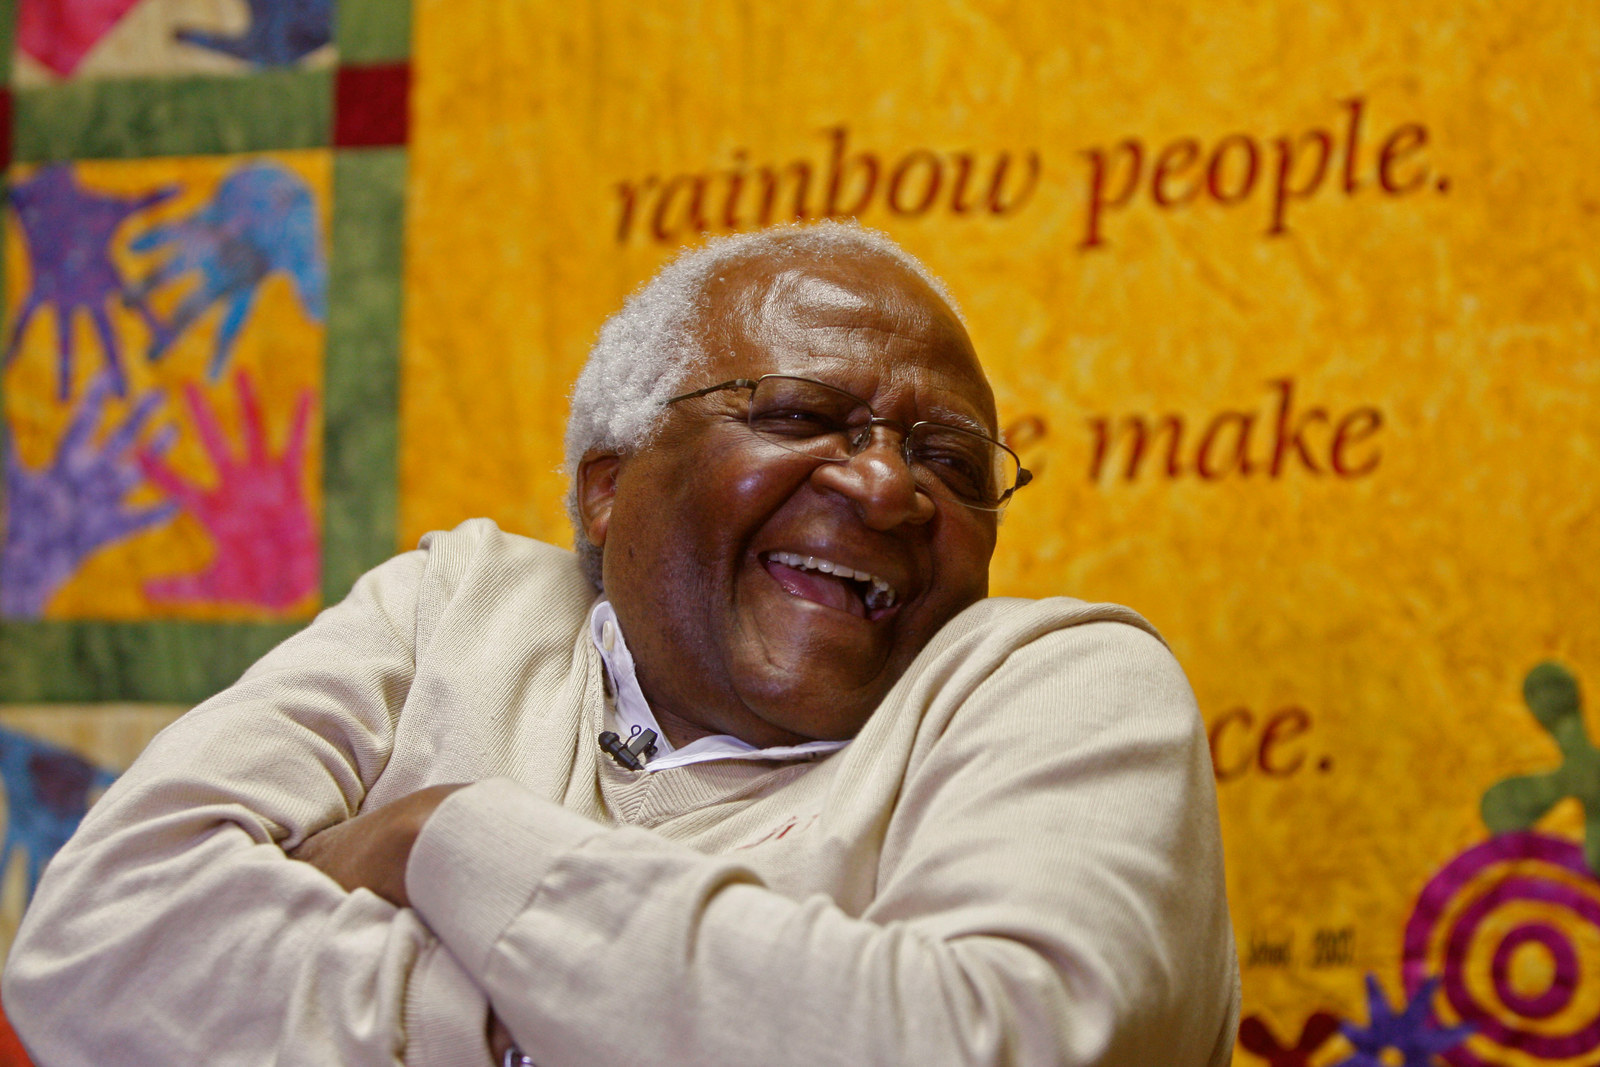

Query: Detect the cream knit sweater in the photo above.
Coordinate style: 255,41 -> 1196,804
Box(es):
5,519 -> 1239,1066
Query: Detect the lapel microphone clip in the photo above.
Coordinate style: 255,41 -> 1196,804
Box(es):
599,726 -> 658,770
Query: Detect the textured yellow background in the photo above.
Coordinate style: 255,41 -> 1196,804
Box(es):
399,1 -> 1600,1057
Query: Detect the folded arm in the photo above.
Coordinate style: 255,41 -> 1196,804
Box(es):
400,617 -> 1238,1067
2,549 -> 494,1067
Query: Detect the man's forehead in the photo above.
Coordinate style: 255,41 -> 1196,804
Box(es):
712,250 -> 951,318
759,272 -> 876,321
695,251 -> 995,427
703,252 -> 966,354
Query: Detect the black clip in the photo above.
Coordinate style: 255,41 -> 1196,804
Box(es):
599,726 -> 658,770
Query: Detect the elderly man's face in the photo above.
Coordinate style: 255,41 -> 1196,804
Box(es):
582,250 -> 998,747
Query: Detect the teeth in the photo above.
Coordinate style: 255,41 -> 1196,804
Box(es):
865,581 -> 893,612
767,551 -> 898,610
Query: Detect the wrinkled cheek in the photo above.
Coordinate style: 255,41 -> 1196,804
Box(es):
731,573 -> 798,666
719,439 -> 817,502
727,465 -> 771,500
942,521 -> 998,599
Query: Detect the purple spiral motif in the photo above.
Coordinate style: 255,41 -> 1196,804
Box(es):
1404,832 -> 1600,1064
1492,924 -> 1576,1019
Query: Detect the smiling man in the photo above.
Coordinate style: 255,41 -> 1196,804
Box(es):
6,223 -> 1239,1066
582,246 -> 1000,749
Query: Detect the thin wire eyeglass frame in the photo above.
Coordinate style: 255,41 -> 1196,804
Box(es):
665,374 -> 1033,512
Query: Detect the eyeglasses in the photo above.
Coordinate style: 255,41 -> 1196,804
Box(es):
666,374 -> 1032,511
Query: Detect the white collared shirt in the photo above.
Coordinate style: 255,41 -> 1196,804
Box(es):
587,599 -> 849,772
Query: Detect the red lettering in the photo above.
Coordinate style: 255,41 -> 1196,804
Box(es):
1268,378 -> 1328,477
1089,381 -> 1382,485
753,161 -> 813,225
1340,96 -> 1365,194
1088,414 -> 1185,481
1330,408 -> 1383,475
987,150 -> 1041,215
887,150 -> 943,216
948,153 -> 980,214
1196,410 -> 1258,479
1152,139 -> 1202,207
1079,139 -> 1143,249
615,175 -> 657,243
1209,708 -> 1255,782
1378,123 -> 1429,193
1207,134 -> 1260,205
621,134 -> 1043,240
616,97 -> 1436,247
1268,129 -> 1333,235
822,126 -> 878,217
720,150 -> 748,230
1259,707 -> 1311,776
651,174 -> 710,242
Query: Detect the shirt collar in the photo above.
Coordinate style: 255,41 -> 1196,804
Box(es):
587,599 -> 849,772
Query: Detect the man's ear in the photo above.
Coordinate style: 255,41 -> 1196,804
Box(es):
576,453 -> 623,549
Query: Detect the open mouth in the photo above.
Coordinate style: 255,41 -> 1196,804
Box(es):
762,550 -> 899,620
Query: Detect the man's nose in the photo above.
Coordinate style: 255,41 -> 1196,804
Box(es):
811,427 -> 937,530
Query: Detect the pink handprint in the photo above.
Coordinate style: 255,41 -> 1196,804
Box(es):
138,370 -> 319,610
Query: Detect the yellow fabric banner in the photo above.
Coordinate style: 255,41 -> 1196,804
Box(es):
398,2 -> 1600,1061
1,3 -> 1594,1062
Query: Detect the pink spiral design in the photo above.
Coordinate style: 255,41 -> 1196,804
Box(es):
1404,832 -> 1600,1065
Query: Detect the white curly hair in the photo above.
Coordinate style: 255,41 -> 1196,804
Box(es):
564,220 -> 961,588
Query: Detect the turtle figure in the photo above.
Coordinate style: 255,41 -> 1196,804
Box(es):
1481,663 -> 1600,876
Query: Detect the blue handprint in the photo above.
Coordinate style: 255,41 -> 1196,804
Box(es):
1,376 -> 176,618
0,725 -> 116,902
174,0 -> 332,67
129,163 -> 327,381
4,166 -> 177,401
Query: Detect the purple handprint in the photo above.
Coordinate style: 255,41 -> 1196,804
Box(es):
1,376 -> 177,617
138,370 -> 319,610
4,166 -> 177,401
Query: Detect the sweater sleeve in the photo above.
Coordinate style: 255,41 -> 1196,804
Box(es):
405,613 -> 1240,1066
1,548 -> 493,1067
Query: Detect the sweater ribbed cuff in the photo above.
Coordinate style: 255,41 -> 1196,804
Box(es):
406,777 -> 604,980
403,938 -> 492,1067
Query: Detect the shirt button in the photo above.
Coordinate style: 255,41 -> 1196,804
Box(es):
601,619 -> 616,651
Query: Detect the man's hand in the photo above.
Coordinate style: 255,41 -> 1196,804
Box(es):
290,784 -> 469,907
